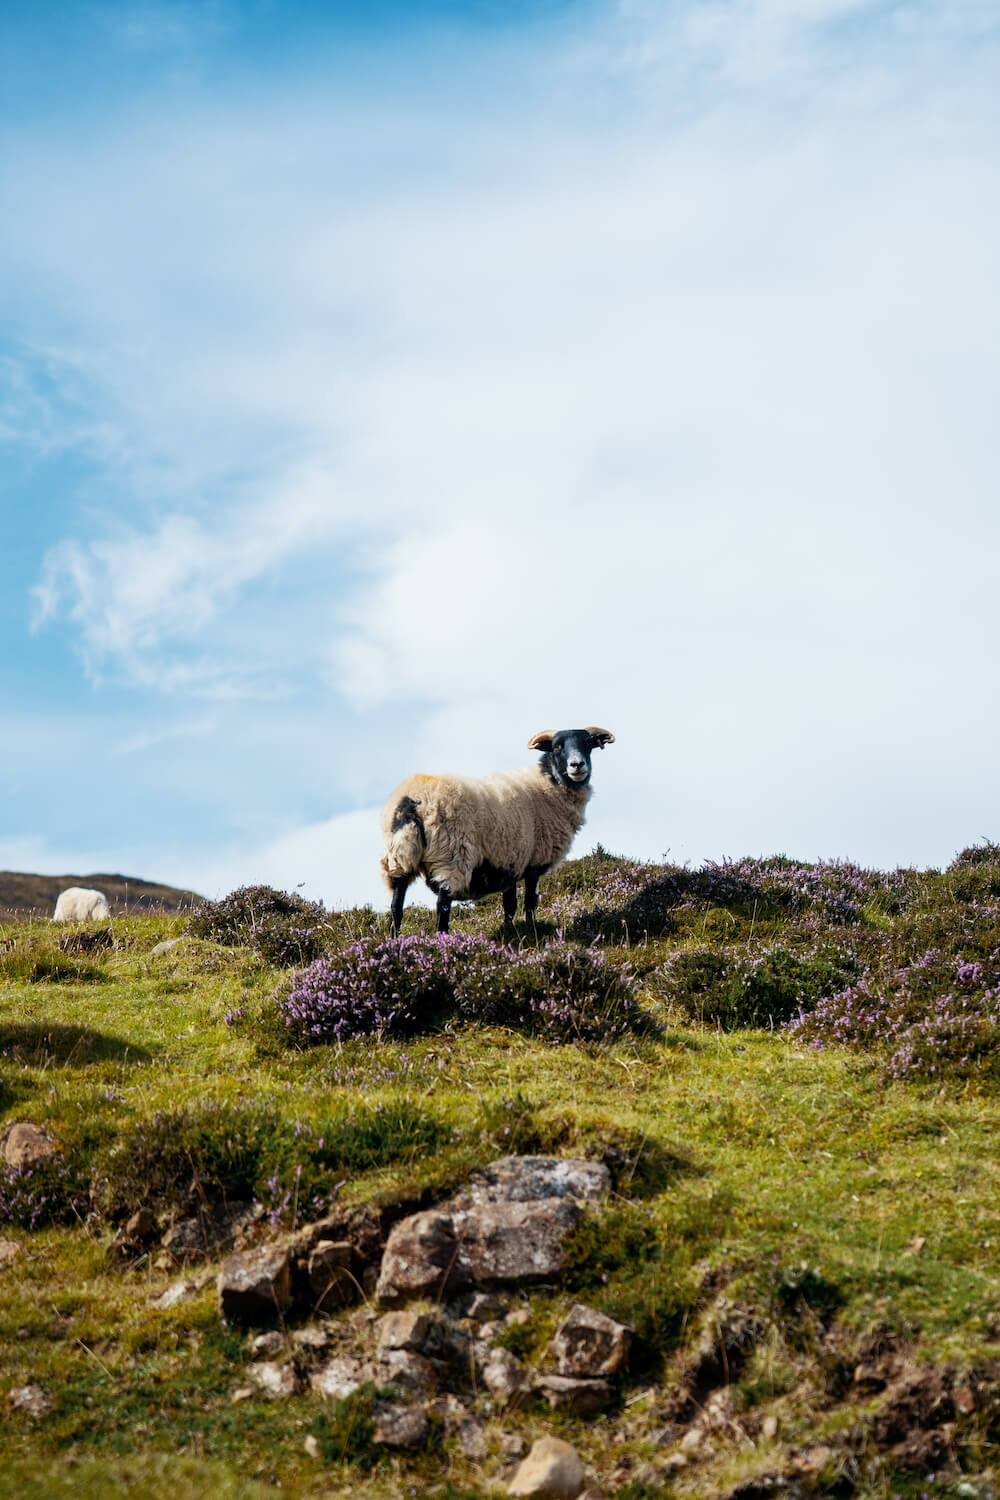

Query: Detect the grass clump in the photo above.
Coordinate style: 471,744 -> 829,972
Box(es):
654,942 -> 861,1029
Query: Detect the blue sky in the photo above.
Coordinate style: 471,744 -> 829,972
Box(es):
2,0 -> 1000,909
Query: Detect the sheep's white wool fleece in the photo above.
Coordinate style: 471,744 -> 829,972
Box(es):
380,765 -> 590,898
52,887 -> 111,921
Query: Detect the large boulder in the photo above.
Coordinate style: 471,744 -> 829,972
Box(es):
376,1156 -> 609,1303
2,1123 -> 58,1170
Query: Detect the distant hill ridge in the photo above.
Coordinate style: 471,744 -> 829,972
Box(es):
0,871 -> 203,919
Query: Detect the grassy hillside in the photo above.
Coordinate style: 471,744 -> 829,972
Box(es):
2,847 -> 1000,1499
0,871 -> 202,921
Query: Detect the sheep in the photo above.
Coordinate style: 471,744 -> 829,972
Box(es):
380,726 -> 615,934
53,887 -> 111,922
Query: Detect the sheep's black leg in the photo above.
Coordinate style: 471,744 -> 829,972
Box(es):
524,866 -> 544,926
436,889 -> 453,934
390,877 -> 410,935
501,884 -> 518,925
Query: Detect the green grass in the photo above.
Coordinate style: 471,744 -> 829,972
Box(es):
3,861 -> 1000,1498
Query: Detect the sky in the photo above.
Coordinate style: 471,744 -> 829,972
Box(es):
2,0 -> 999,912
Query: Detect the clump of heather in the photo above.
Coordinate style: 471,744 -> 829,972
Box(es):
186,884 -> 330,967
950,840 -> 1000,870
790,947 -> 1000,1079
546,853 -> 919,944
0,1155 -> 90,1230
653,942 -> 862,1030
278,932 -> 645,1046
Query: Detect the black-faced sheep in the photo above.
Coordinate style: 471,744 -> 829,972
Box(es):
380,726 -> 615,933
53,887 -> 111,921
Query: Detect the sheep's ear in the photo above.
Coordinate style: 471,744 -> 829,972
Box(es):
527,731 -> 555,752
585,727 -> 615,749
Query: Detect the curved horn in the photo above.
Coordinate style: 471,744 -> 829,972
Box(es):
585,726 -> 615,748
527,731 -> 555,751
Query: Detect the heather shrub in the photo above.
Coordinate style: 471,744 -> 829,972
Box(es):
652,943 -> 860,1029
277,932 -> 646,1046
790,947 -> 1000,1079
186,884 -> 329,967
950,840 -> 1000,869
0,1152 -> 91,1230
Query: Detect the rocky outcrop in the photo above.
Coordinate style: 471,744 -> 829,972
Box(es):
217,1244 -> 292,1323
376,1156 -> 610,1303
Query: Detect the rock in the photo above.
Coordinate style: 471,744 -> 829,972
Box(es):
508,1435 -> 587,1498
457,1156 -> 610,1208
250,1331 -> 284,1360
307,1239 -> 354,1308
3,1123 -> 57,1170
373,1401 -> 429,1448
467,1291 -> 505,1321
150,939 -> 182,956
0,1238 -> 21,1270
680,1427 -> 705,1451
10,1384 -> 52,1417
456,1415 -> 488,1459
309,1354 -> 373,1400
250,1361 -> 298,1399
230,1386 -> 255,1403
377,1199 -> 581,1302
303,1434 -> 321,1459
126,1206 -> 159,1242
218,1243 -> 292,1323
481,1347 -> 531,1404
761,1413 -> 780,1440
150,1277 -> 209,1310
375,1347 -> 438,1399
164,1200 -> 261,1263
375,1309 -> 433,1353
500,1432 -> 529,1461
535,1373 -> 612,1415
291,1327 -> 330,1353
550,1303 -> 632,1378
376,1156 -> 609,1303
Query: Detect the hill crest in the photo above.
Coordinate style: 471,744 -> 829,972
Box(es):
0,870 -> 202,918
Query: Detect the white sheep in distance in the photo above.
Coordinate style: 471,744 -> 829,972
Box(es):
380,726 -> 615,934
53,887 -> 111,922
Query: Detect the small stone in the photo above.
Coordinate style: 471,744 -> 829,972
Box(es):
310,1354 -> 373,1401
550,1303 -> 632,1378
680,1427 -> 704,1451
3,1124 -> 57,1170
508,1435 -> 587,1498
500,1432 -> 528,1461
467,1291 -> 504,1321
218,1243 -> 292,1324
761,1413 -> 780,1440
250,1331 -> 284,1360
456,1416 -> 488,1459
506,1307 -> 532,1328
376,1347 -> 438,1398
250,1361 -> 298,1399
150,939 -> 182,956
230,1386 -> 255,1403
535,1373 -> 612,1415
150,1279 -> 200,1310
303,1434 -> 321,1459
291,1327 -> 330,1353
375,1310 -> 432,1353
373,1402 -> 429,1448
10,1384 -> 52,1417
0,1239 -> 20,1270
481,1347 -> 531,1404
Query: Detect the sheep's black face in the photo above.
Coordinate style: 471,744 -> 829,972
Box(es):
544,730 -> 595,788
